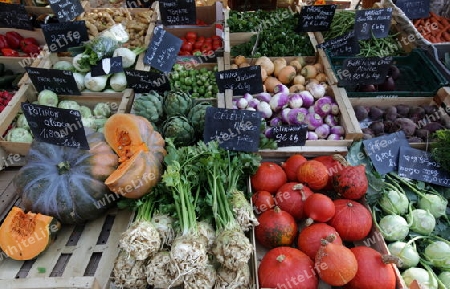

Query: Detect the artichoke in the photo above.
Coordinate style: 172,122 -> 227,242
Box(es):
133,91 -> 164,124
188,101 -> 212,135
163,90 -> 193,117
162,116 -> 195,147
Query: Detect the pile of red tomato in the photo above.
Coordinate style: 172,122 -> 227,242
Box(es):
179,31 -> 223,56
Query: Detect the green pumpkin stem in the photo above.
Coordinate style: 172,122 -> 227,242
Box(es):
57,161 -> 70,174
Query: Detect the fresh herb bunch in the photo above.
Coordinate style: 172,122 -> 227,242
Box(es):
431,129 -> 450,173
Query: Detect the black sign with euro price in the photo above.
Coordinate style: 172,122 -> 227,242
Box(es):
126,0 -> 156,8
203,107 -> 261,152
363,130 -> 410,175
0,3 -> 34,30
48,0 -> 84,22
396,0 -> 430,20
215,65 -> 263,96
297,4 -> 336,32
143,26 -> 183,73
25,67 -> 81,95
398,146 -> 450,187
124,69 -> 171,93
354,8 -> 393,40
91,57 -> 123,77
159,0 -> 196,26
337,56 -> 393,86
271,125 -> 307,147
42,21 -> 89,53
317,30 -> 360,57
21,102 -> 89,150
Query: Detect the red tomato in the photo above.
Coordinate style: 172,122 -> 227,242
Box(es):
204,37 -> 212,43
181,42 -> 193,52
197,36 -> 205,42
212,40 -> 222,50
211,35 -> 221,41
185,32 -> 197,42
194,41 -> 203,49
201,43 -> 212,52
179,50 -> 192,56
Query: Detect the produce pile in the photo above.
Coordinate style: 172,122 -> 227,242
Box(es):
0,31 -> 41,57
354,102 -> 450,142
322,10 -> 403,58
78,8 -> 155,48
0,90 -> 15,112
3,89 -> 114,143
231,56 -> 345,141
177,31 -> 223,56
112,140 -> 261,288
131,90 -> 212,146
227,9 -> 315,57
348,142 -> 450,289
412,12 -> 450,43
169,64 -> 219,98
249,154 -> 401,289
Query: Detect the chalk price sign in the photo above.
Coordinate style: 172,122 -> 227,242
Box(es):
21,102 -> 89,150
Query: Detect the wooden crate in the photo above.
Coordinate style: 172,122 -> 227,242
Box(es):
252,154 -> 406,289
0,207 -> 134,289
348,88 -> 450,151
0,84 -> 134,160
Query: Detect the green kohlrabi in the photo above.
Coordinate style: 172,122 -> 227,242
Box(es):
93,103 -> 111,118
387,241 -> 421,269
402,267 -> 438,289
58,100 -> 80,111
6,127 -> 33,143
438,271 -> 450,289
379,182 -> 409,215
408,208 -> 436,235
424,240 -> 450,271
15,114 -> 29,130
418,193 -> 448,219
378,214 -> 410,241
37,89 -> 58,107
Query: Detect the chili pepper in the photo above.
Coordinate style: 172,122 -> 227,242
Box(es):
22,43 -> 41,57
1,48 -> 19,57
5,32 -> 23,49
0,35 -> 8,49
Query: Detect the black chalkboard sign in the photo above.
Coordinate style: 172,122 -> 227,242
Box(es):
204,107 -> 261,152
338,56 -> 393,86
91,57 -> 123,77
0,3 -> 34,30
398,146 -> 450,187
25,67 -> 81,95
355,8 -> 393,40
317,30 -> 360,57
42,21 -> 89,52
124,69 -> 171,93
271,125 -> 307,147
126,0 -> 156,8
396,0 -> 429,20
297,4 -> 336,32
48,0 -> 84,22
159,0 -> 196,26
363,131 -> 410,175
21,102 -> 89,150
143,26 -> 183,73
215,65 -> 264,96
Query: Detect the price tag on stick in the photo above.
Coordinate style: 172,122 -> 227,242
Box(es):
354,8 -> 393,40
21,103 -> 89,150
203,107 -> 261,152
398,146 -> 450,187
48,0 -> 84,22
317,30 -> 360,57
143,26 -> 182,73
271,125 -> 307,147
91,57 -> 123,77
338,56 -> 393,86
124,69 -> 171,93
297,4 -> 336,32
363,131 -> 410,175
42,21 -> 89,52
396,0 -> 430,20
159,0 -> 196,26
26,67 -> 81,95
0,3 -> 34,30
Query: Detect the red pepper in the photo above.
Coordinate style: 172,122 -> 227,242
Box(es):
22,43 -> 41,57
20,37 -> 39,50
5,32 -> 23,49
1,48 -> 19,57
0,35 -> 8,49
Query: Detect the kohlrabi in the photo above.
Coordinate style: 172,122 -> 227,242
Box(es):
424,240 -> 450,271
418,193 -> 448,219
6,127 -> 33,143
58,100 -> 80,111
402,267 -> 438,289
78,105 -> 92,118
93,103 -> 111,118
379,184 -> 409,215
388,241 -> 420,269
53,60 -> 75,71
38,89 -> 58,107
378,214 -> 410,241
408,208 -> 436,235
15,114 -> 29,130
438,271 -> 450,289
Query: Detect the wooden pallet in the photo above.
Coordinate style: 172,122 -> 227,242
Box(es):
0,207 -> 134,289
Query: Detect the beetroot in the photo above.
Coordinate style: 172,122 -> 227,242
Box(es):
394,118 -> 417,137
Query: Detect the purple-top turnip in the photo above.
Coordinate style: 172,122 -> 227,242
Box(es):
314,97 -> 332,118
281,108 -> 291,123
288,93 -> 303,109
305,112 -> 323,130
257,101 -> 273,119
324,114 -> 339,127
287,108 -> 308,125
307,131 -> 319,140
273,84 -> 290,94
327,133 -> 343,140
236,98 -> 248,109
315,123 -> 331,139
330,126 -> 345,136
299,91 -> 314,108
269,92 -> 289,112
270,117 -> 283,127
247,98 -> 260,109
255,92 -> 271,103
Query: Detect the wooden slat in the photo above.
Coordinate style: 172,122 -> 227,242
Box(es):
2,276 -> 99,289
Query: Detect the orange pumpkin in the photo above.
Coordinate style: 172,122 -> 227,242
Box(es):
297,160 -> 329,191
104,113 -> 166,199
